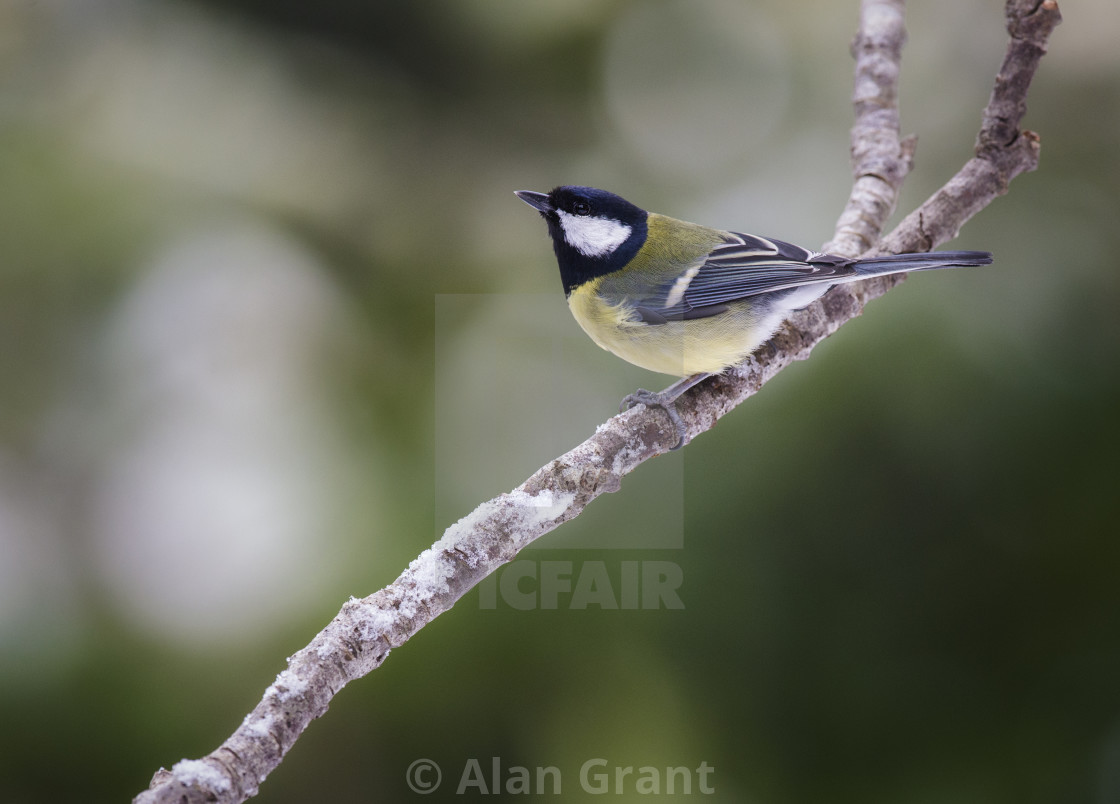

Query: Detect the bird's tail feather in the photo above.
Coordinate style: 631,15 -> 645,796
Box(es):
851,250 -> 993,276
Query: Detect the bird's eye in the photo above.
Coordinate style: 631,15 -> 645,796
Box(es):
572,200 -> 592,217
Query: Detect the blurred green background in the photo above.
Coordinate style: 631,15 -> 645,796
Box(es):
2,1 -> 1118,802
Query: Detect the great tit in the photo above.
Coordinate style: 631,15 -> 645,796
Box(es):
516,185 -> 992,449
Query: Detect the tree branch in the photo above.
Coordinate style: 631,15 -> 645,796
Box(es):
878,0 -> 1059,257
133,2 -> 1061,802
825,0 -> 915,260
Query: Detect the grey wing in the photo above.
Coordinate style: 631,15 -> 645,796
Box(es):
634,232 -> 855,324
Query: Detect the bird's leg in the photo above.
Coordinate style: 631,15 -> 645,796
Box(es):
619,372 -> 713,450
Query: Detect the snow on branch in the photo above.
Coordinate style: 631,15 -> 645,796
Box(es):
133,2 -> 1061,802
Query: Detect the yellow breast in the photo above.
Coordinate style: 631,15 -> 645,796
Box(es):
567,281 -> 770,377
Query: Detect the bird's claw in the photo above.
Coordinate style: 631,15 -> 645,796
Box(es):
619,388 -> 652,413
620,389 -> 687,450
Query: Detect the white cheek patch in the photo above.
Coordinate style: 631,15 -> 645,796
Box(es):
556,210 -> 632,258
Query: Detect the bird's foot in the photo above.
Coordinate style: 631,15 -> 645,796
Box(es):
619,372 -> 711,450
620,388 -> 688,450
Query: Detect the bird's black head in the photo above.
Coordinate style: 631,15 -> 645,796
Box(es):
515,186 -> 648,295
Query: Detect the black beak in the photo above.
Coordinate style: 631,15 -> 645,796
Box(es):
515,190 -> 554,215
